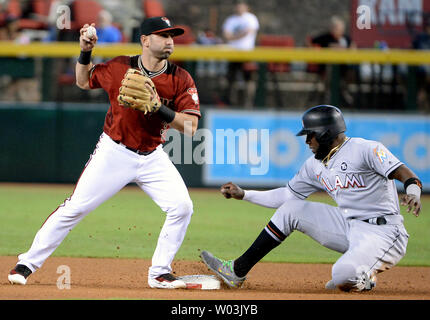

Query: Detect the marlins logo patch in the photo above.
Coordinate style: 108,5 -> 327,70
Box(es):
374,147 -> 387,163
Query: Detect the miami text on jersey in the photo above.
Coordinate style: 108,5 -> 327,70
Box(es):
318,174 -> 366,192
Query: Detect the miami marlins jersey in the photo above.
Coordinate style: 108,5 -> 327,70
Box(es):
287,137 -> 404,220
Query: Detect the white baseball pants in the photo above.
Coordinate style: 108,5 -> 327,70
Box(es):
17,132 -> 193,279
270,199 -> 409,290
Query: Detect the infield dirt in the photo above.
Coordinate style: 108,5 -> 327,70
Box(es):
1,256 -> 429,300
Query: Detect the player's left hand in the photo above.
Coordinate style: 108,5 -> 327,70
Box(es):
117,68 -> 161,114
401,194 -> 421,217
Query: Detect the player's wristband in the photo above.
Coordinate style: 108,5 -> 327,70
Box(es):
78,50 -> 92,65
404,178 -> 422,198
157,104 -> 176,123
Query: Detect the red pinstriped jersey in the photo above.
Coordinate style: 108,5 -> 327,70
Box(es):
89,55 -> 201,152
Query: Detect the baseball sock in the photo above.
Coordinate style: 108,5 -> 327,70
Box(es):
233,223 -> 284,278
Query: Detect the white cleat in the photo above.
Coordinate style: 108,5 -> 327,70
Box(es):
8,264 -> 32,285
8,273 -> 28,285
148,273 -> 186,289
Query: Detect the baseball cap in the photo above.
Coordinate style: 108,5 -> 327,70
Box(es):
140,16 -> 185,37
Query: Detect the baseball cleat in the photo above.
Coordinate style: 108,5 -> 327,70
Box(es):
8,264 -> 32,285
200,251 -> 246,288
148,273 -> 186,289
355,273 -> 377,291
325,273 -> 377,292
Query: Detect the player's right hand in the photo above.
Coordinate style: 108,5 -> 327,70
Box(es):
401,194 -> 421,217
220,182 -> 245,200
79,23 -> 98,52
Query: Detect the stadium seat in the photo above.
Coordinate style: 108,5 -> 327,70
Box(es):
143,0 -> 166,18
32,0 -> 53,16
6,0 -> 21,17
258,34 -> 295,108
56,0 -> 101,100
71,0 -> 103,30
169,25 -> 195,69
173,25 -> 195,45
258,34 -> 295,73
303,35 -> 327,106
305,35 -> 322,73
17,0 -> 53,30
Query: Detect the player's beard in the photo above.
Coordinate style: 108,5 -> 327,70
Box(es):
155,47 -> 173,60
314,142 -> 332,160
157,51 -> 171,60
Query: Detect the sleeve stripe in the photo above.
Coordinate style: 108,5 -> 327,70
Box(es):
385,161 -> 403,177
287,182 -> 307,199
89,65 -> 96,79
181,109 -> 201,116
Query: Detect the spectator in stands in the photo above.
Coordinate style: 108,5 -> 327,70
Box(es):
102,0 -> 141,42
195,28 -> 226,104
197,28 -> 222,45
0,0 -> 39,102
0,0 -> 19,40
412,14 -> 430,111
96,9 -> 122,43
222,0 -> 259,108
307,16 -> 356,106
309,16 -> 355,50
412,15 -> 430,50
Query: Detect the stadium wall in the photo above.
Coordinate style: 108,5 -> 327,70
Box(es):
1,103 -> 428,190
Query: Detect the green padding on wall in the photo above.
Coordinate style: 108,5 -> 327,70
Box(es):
0,104 -> 106,182
0,58 -> 35,78
1,107 -> 57,181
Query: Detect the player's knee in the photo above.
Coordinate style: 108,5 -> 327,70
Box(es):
331,262 -> 356,291
276,200 -> 307,230
331,263 -> 374,292
59,198 -> 93,217
171,198 -> 193,219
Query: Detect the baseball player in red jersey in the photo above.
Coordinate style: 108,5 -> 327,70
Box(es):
8,17 -> 200,289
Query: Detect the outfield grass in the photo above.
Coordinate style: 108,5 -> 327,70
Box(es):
0,183 -> 429,266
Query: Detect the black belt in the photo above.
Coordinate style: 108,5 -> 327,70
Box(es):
363,217 -> 387,225
114,140 -> 156,156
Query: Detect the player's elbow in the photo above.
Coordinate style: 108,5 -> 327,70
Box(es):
76,79 -> 90,90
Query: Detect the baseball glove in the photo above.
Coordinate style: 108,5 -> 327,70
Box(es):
117,68 -> 161,114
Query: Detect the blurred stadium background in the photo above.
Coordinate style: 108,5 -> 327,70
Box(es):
0,0 -> 429,190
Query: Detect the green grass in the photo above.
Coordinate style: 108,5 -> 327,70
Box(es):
0,183 -> 429,266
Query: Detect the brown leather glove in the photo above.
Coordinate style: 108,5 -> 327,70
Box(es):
117,68 -> 161,114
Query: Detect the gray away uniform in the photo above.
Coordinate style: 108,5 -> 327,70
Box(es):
244,137 -> 409,290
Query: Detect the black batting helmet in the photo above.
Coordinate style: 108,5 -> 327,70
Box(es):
296,105 -> 346,143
